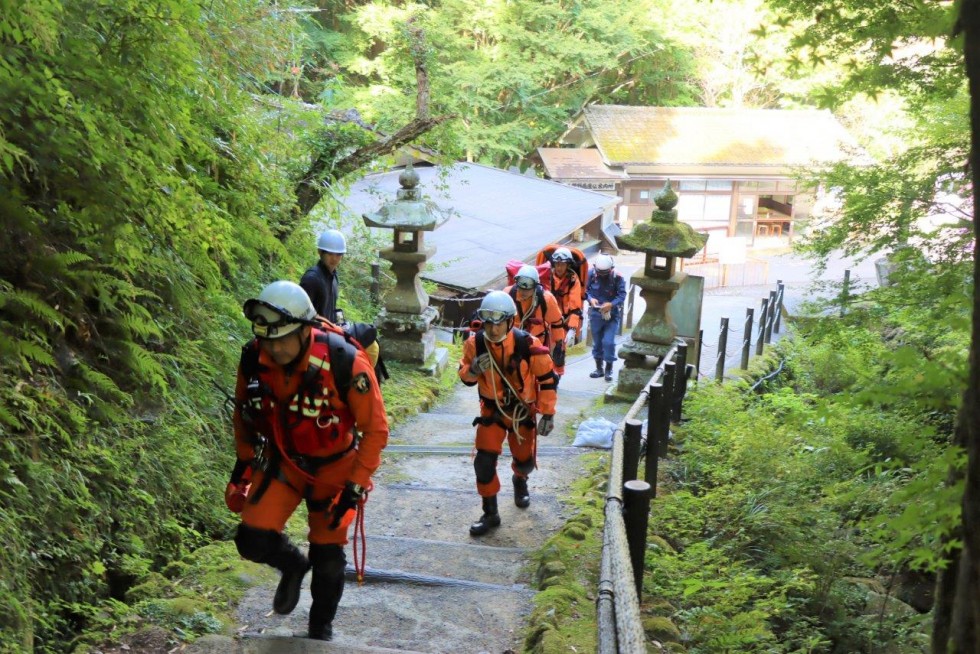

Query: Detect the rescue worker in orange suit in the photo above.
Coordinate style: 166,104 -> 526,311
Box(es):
226,280 -> 389,641
547,248 -> 583,377
504,264 -> 565,365
459,291 -> 558,536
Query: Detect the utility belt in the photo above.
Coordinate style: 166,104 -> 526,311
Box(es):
476,395 -> 536,430
247,434 -> 356,504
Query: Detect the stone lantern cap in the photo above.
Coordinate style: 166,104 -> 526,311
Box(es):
614,179 -> 707,257
363,164 -> 450,231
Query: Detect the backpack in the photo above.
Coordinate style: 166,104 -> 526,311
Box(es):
240,327 -> 361,401
535,244 -> 588,301
505,259 -> 552,289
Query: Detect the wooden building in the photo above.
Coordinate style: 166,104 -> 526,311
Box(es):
538,105 -> 860,246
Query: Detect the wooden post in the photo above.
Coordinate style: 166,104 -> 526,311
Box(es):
623,419 -> 643,483
716,317 -> 729,382
774,281 -> 784,333
742,308 -> 753,370
645,382 -> 664,493
623,480 -> 652,599
765,290 -> 776,343
756,298 -> 768,356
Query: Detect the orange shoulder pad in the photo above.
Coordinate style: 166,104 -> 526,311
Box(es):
529,345 -> 550,356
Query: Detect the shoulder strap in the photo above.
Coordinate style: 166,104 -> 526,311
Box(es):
240,340 -> 261,379
475,329 -> 487,359
511,328 -> 532,363
316,330 -> 359,399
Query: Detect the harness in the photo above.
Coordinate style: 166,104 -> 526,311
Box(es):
509,285 -> 551,346
472,329 -> 557,434
238,329 -> 361,502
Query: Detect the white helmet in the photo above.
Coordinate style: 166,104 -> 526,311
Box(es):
317,229 -> 347,254
243,281 -> 317,339
551,247 -> 574,263
477,291 -> 517,325
594,254 -> 614,272
514,264 -> 540,290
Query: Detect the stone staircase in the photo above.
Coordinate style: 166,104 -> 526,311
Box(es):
187,350 -> 624,654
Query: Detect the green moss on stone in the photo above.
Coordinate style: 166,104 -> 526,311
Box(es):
642,615 -> 681,643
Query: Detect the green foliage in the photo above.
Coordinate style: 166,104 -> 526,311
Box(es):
650,307 -> 957,652
300,0 -> 700,166
0,0 -> 329,649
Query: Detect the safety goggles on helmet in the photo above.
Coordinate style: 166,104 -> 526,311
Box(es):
477,308 -> 513,325
515,277 -> 536,290
243,299 -> 305,339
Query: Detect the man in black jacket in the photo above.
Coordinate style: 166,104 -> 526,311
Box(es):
300,229 -> 346,323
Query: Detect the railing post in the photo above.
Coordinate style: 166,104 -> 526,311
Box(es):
696,328 -> 704,384
765,290 -> 776,343
840,269 -> 850,317
623,419 -> 643,483
672,342 -> 688,422
742,308 -> 753,370
371,262 -> 381,305
774,280 -> 784,333
645,382 -> 664,494
623,479 -> 652,599
756,298 -> 768,356
715,317 -> 729,382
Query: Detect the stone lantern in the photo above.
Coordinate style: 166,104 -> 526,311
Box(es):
613,180 -> 707,395
363,164 -> 450,370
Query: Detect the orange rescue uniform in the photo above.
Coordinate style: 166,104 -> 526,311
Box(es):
233,327 -> 389,545
503,284 -> 565,350
459,329 -> 558,497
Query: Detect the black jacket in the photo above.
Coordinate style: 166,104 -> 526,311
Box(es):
300,261 -> 339,322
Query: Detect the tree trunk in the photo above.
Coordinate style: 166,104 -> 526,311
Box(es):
939,2 -> 980,652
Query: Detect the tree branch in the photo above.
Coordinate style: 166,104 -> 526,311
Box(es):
290,17 -> 449,228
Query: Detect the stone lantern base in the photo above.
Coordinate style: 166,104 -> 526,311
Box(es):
377,305 -> 447,374
609,336 -> 675,399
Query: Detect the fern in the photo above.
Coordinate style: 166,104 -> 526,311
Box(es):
0,285 -> 64,331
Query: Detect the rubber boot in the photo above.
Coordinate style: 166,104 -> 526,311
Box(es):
307,544 -> 346,641
513,475 -> 530,508
469,495 -> 501,536
270,538 -> 311,615
589,358 -> 604,378
604,361 -> 614,382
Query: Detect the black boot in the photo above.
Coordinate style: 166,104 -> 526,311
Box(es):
512,475 -> 530,508
604,361 -> 614,382
469,496 -> 501,536
589,358 -> 604,378
270,538 -> 311,615
307,544 -> 346,641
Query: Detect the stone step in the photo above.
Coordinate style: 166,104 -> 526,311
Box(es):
363,483 -> 567,549
236,578 -> 532,653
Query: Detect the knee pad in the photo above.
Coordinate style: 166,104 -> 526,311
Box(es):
513,456 -> 535,476
474,449 -> 498,485
235,524 -> 282,563
309,543 -> 346,577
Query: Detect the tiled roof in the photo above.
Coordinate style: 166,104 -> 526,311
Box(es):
581,105 -> 859,167
537,147 -> 627,180
342,163 -> 619,292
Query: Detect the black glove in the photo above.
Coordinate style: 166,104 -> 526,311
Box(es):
326,482 -> 365,530
537,414 -> 554,436
468,353 -> 491,376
